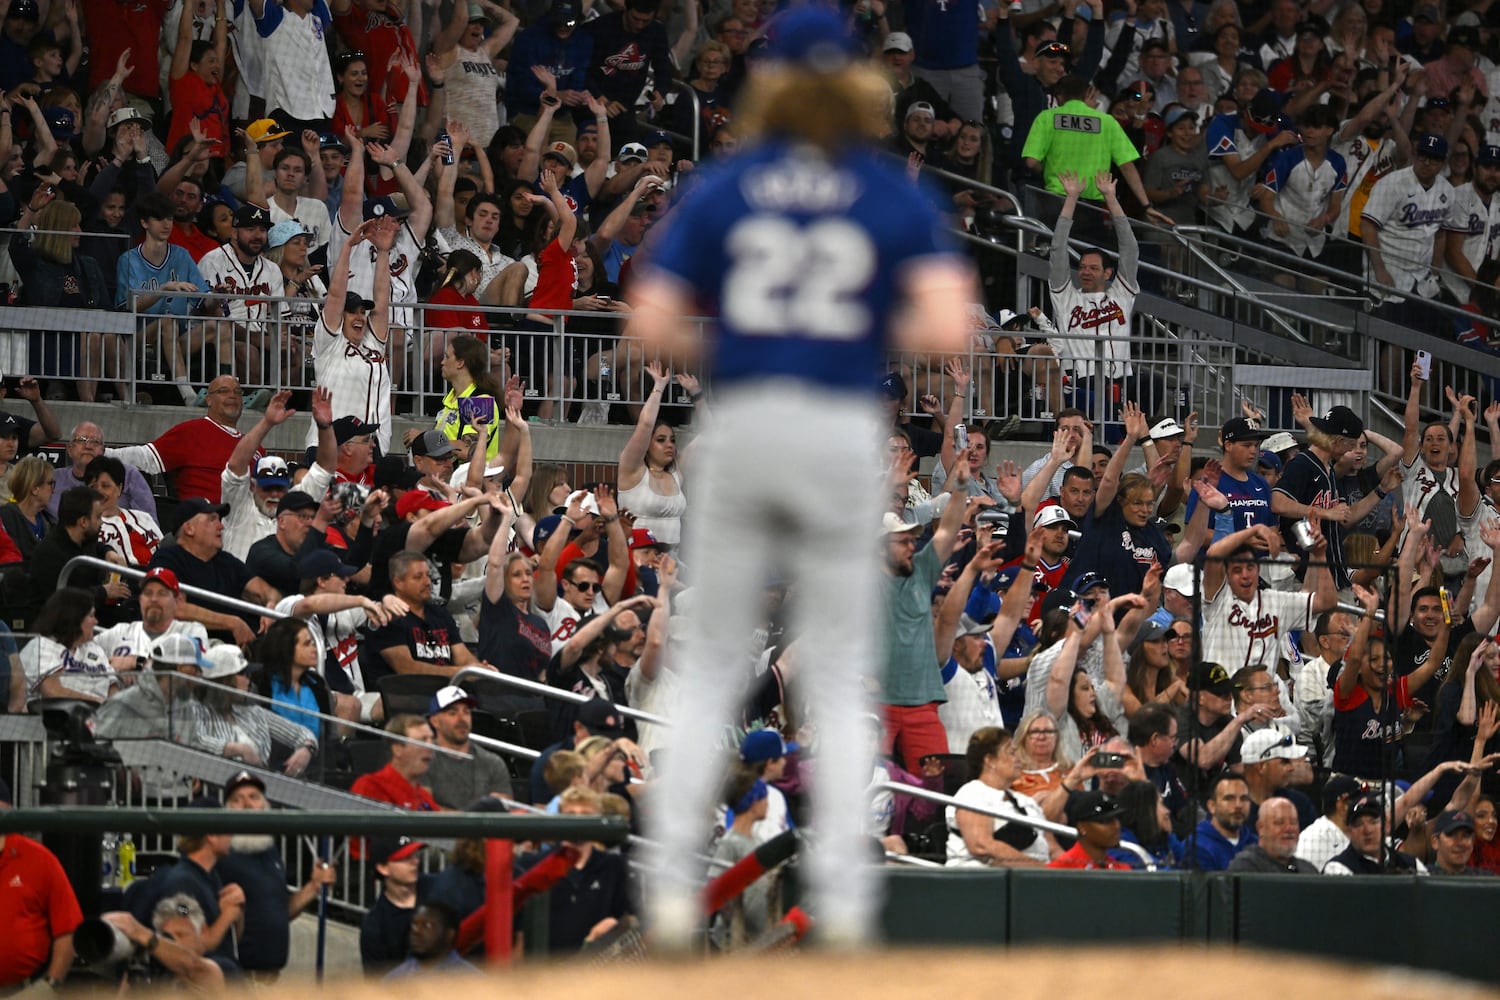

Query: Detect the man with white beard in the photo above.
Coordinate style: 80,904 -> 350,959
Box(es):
215,771 -> 337,983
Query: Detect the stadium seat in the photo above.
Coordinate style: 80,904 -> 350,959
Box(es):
376,674 -> 448,720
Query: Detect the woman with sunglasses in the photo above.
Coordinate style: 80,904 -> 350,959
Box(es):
1011,710 -> 1074,808
1123,622 -> 1185,714
1164,617 -> 1197,690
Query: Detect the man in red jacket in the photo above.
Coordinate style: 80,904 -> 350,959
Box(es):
351,713 -> 442,812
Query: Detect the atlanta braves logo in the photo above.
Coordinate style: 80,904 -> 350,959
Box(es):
1068,301 -> 1125,331
1225,603 -> 1278,639
601,43 -> 647,75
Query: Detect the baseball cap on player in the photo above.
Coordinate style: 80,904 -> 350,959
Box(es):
765,5 -> 858,67
1415,133 -> 1450,160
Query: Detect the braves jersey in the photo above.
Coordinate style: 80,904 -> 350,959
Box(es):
643,141 -> 959,392
1335,134 -> 1399,238
536,594 -> 606,654
308,317 -> 393,453
939,645 -> 1002,753
329,214 -> 423,329
98,510 -> 164,567
1441,182 -> 1500,302
197,245 -> 275,330
1205,113 -> 1271,232
1049,279 -> 1136,379
1460,497 -> 1499,617
1361,166 -> 1453,290
1274,450 -> 1353,588
1401,454 -> 1459,527
1259,146 -> 1348,257
1202,582 -> 1315,675
255,0 -> 335,120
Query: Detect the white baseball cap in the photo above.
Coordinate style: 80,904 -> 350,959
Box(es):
881,512 -> 920,536
202,644 -> 248,680
1262,431 -> 1298,453
1162,563 -> 1196,596
883,31 -> 914,53
1032,504 -> 1076,531
1241,728 -> 1308,764
565,490 -> 601,516
1149,417 -> 1186,440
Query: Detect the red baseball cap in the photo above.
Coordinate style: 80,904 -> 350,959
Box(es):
395,491 -> 450,519
628,527 -> 666,550
141,567 -> 181,595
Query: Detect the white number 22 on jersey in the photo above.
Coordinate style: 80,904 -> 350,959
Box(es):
722,217 -> 877,340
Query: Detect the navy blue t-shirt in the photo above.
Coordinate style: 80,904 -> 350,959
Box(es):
1069,501 -> 1172,598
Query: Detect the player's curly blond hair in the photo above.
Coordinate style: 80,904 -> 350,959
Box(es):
734,62 -> 893,152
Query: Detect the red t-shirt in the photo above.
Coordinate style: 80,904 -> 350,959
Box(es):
171,222 -> 221,263
333,7 -> 426,108
83,0 -> 169,98
331,93 -> 396,145
351,764 -> 440,811
426,285 -> 489,333
167,72 -> 230,159
0,835 -> 84,988
556,540 -> 638,600
0,523 -> 22,564
146,416 -> 257,502
1047,843 -> 1131,869
529,239 -> 577,315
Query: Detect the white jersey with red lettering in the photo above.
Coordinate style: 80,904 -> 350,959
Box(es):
1201,580 -> 1315,675
1400,454 -> 1459,527
1048,280 -> 1136,379
535,593 -> 607,654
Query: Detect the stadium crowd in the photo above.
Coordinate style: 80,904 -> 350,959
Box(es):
4,0 -> 1500,985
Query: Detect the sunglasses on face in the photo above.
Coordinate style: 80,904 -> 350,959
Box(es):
569,578 -> 601,592
1037,42 -> 1070,57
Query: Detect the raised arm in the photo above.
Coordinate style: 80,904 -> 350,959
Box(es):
1401,361 -> 1426,466
1094,400 -> 1146,514
597,486 -> 629,604
482,496 -> 519,606
930,461 -> 972,561
338,126 -> 366,233
618,360 -> 670,490
522,70 -> 560,182
532,491 -> 587,613
1049,170 -> 1084,291
1022,428 -> 1073,513
1045,629 -> 1084,719
366,218 -> 394,345
321,217 -> 373,329
170,0 -> 195,80
936,358 -> 972,477
636,556 -> 675,681
226,390 -> 296,477
1456,389 -> 1480,518
935,540 -> 1003,665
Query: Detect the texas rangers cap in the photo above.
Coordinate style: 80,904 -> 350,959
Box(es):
644,129 -> 674,149
141,567 -> 182,595
1415,133 -> 1449,160
1479,144 -> 1500,166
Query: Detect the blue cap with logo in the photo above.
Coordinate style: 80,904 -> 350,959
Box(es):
1415,133 -> 1450,160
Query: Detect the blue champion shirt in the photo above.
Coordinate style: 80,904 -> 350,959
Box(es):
644,139 -> 960,393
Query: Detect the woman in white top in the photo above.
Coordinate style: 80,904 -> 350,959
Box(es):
265,220 -> 326,385
86,456 -> 163,567
22,587 -> 117,706
945,726 -> 1059,866
311,216 -> 394,453
616,361 -> 689,545
430,0 -> 518,149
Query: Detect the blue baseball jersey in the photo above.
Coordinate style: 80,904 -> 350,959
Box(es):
1184,469 -> 1276,542
117,243 -> 211,315
644,140 -> 960,392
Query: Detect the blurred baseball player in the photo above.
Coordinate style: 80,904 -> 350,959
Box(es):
628,6 -> 975,948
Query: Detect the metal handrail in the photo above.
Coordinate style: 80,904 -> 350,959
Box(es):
880,781 -> 1158,871
471,733 -> 540,760
451,665 -> 673,728
0,227 -> 131,240
58,555 -> 285,626
910,160 -> 1024,218
148,669 -> 473,760
0,805 -> 628,842
665,80 -> 703,162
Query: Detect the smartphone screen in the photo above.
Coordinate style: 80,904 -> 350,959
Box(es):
1416,350 -> 1432,380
